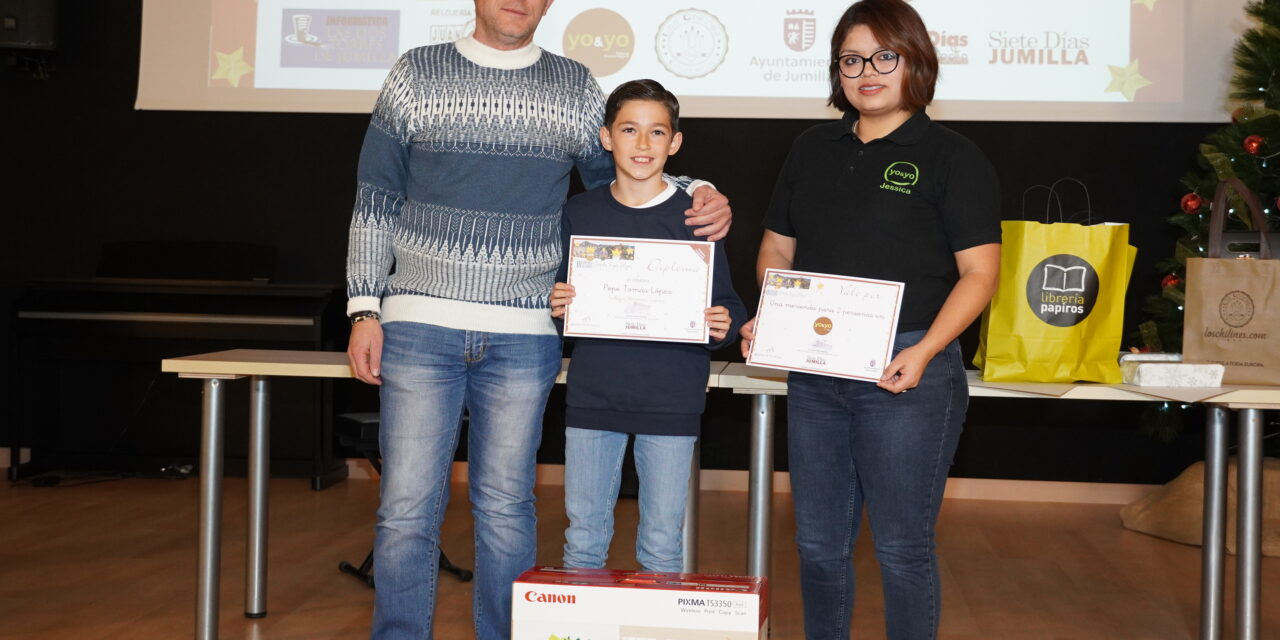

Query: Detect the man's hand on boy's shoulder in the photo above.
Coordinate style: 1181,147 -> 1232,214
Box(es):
705,305 -> 732,341
550,282 -> 576,318
686,185 -> 732,241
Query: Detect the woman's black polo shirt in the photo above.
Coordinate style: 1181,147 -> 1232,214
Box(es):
764,110 -> 1001,332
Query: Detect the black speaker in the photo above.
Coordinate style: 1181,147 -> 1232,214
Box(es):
0,0 -> 56,51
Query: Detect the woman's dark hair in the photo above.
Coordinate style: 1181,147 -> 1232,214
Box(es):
604,79 -> 680,131
827,0 -> 938,113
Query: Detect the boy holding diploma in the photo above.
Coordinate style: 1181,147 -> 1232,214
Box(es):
550,79 -> 747,572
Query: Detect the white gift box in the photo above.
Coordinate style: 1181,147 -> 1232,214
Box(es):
512,567 -> 768,640
1119,353 -> 1225,387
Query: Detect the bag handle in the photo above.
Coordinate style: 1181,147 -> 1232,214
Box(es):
1019,177 -> 1093,224
1208,177 -> 1274,259
1046,177 -> 1092,225
1020,185 -> 1060,222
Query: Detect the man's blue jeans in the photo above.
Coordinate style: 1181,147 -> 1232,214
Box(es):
561,427 -> 697,572
785,330 -> 967,640
371,321 -> 561,640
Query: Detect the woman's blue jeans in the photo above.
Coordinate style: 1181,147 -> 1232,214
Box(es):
371,321 -> 561,640
786,330 -> 967,640
561,427 -> 697,572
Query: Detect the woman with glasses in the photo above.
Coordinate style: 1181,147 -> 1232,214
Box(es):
740,1 -> 1001,638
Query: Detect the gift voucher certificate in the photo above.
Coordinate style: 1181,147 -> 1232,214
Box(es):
564,235 -> 714,343
747,269 -> 905,381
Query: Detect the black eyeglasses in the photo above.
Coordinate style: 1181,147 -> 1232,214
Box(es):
837,49 -> 900,79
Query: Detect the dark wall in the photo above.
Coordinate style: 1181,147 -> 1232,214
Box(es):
3,1 -> 1223,482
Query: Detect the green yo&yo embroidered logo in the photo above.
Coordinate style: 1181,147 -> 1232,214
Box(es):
880,161 -> 919,195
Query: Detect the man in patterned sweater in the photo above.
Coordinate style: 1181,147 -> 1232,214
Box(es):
344,2 -> 731,638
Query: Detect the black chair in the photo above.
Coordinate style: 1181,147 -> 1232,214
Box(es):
336,412 -> 473,587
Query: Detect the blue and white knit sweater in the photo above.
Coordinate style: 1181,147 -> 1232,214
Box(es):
346,37 -> 698,335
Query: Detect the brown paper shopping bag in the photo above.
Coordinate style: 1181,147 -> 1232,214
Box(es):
1182,177 -> 1280,385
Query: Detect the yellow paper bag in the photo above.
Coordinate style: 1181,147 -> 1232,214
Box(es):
974,220 -> 1137,383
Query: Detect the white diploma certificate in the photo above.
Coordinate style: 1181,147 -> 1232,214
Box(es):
746,269 -> 905,381
563,235 -> 714,343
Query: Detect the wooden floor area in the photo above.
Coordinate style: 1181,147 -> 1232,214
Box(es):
1,474 -> 1275,639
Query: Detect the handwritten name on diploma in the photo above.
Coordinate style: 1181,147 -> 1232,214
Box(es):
600,282 -> 675,297
767,285 -> 889,319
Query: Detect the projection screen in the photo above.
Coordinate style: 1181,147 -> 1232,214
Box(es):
137,0 -> 1245,122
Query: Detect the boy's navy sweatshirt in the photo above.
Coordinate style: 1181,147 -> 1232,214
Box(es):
558,184 -> 747,436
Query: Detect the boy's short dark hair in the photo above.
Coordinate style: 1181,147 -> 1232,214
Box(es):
604,79 -> 680,132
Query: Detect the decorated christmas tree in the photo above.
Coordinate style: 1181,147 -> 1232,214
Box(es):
1133,0 -> 1280,353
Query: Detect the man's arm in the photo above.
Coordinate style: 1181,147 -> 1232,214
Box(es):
572,77 -> 617,191
685,183 -> 731,242
659,175 -> 732,241
346,55 -> 414,385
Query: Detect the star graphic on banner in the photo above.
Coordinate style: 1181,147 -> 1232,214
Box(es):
212,46 -> 253,88
1133,0 -> 1158,10
1105,59 -> 1152,101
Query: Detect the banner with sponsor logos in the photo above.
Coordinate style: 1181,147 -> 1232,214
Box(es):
535,0 -> 1183,114
141,0 -> 1239,122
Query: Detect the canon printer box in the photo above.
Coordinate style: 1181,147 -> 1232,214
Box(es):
512,567 -> 768,640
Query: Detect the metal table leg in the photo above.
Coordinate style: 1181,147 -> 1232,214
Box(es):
682,437 -> 701,574
1200,406 -> 1228,640
1236,408 -> 1264,640
246,376 -> 270,618
197,379 -> 226,640
747,394 -> 775,579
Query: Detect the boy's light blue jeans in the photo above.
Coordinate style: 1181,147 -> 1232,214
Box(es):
561,427 -> 697,573
372,321 -> 561,640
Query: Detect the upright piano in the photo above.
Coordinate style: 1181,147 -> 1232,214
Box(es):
13,277 -> 350,489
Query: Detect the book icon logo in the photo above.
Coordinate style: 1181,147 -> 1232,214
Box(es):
1041,264 -> 1087,292
1025,254 -> 1098,327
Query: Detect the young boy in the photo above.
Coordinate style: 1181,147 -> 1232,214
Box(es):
549,79 -> 747,573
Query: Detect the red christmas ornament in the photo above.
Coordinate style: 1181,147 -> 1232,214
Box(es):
1161,274 -> 1181,289
1180,192 -> 1203,213
1244,134 -> 1264,155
